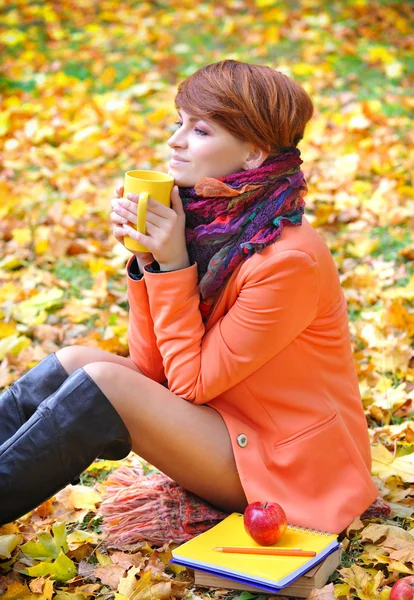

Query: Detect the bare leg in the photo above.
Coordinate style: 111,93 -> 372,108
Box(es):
55,346 -> 144,376
82,361 -> 248,513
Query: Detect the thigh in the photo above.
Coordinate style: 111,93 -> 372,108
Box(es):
83,362 -> 248,514
56,345 -> 143,376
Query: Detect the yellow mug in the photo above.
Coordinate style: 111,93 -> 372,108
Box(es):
123,169 -> 174,253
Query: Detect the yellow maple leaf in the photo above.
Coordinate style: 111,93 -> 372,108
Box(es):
96,549 -> 112,565
67,485 -> 102,510
366,46 -> 395,65
12,227 -> 32,245
12,289 -> 64,325
347,238 -> 379,258
0,534 -> 23,559
0,322 -> 16,339
2,581 -> 31,599
29,577 -> 54,600
387,560 -> 413,574
87,257 -> 117,277
66,529 -> 100,550
66,199 -> 89,219
0,334 -> 31,360
338,563 -> 370,590
348,113 -> 372,131
334,582 -> 350,598
372,445 -> 414,483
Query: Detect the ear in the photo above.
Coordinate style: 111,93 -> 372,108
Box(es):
243,146 -> 270,171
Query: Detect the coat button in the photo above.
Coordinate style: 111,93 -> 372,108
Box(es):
237,434 -> 248,447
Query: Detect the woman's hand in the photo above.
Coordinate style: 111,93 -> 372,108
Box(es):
110,185 -> 154,268
120,186 -> 190,272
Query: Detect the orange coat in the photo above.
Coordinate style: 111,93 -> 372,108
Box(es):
126,217 -> 378,534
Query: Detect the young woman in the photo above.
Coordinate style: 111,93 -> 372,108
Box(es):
0,60 -> 378,532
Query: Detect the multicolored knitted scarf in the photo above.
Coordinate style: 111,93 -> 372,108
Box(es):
178,148 -> 308,322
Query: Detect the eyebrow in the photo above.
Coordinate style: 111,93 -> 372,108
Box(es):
177,110 -> 198,122
177,110 -> 209,124
177,110 -> 215,131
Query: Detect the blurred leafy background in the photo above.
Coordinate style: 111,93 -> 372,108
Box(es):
0,1 -> 413,599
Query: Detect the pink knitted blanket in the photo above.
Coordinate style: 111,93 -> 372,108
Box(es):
98,466 -> 228,547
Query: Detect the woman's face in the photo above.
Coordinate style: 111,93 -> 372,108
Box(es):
167,109 -> 265,187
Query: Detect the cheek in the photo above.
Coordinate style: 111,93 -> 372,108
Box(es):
192,139 -> 223,161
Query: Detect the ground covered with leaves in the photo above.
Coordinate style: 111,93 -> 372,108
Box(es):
0,0 -> 413,599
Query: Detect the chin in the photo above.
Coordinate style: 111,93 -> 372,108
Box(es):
168,167 -> 195,188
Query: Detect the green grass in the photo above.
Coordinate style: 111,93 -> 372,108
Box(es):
53,258 -> 94,299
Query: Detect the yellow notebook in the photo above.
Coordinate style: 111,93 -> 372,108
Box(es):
171,513 -> 339,593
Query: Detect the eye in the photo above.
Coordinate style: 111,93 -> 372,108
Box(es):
173,121 -> 207,136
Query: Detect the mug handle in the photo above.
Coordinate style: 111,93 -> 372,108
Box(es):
136,191 -> 149,236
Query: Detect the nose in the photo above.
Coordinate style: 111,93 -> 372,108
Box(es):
167,128 -> 187,149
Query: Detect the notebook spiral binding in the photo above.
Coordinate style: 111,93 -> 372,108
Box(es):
286,524 -> 333,536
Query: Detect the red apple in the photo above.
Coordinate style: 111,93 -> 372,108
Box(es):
390,576 -> 414,600
243,501 -> 288,546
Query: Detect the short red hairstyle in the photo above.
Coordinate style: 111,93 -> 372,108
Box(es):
175,60 -> 314,156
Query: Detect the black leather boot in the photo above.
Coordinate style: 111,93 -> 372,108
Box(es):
0,353 -> 129,461
0,353 -> 69,445
0,367 -> 132,526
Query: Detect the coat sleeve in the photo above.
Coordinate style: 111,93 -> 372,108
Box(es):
143,250 -> 319,403
126,255 -> 166,383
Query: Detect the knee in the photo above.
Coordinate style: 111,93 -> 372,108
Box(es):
56,345 -> 85,358
55,345 -> 91,375
82,361 -> 131,384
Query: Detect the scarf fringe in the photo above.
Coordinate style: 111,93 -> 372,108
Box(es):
98,466 -> 228,547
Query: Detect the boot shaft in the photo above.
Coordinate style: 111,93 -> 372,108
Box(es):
0,367 -> 131,526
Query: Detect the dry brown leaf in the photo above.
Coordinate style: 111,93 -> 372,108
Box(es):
170,579 -> 190,599
387,501 -> 414,519
361,523 -> 414,544
338,563 -> 370,590
307,582 -> 335,599
345,516 -> 365,538
0,572 -> 26,595
117,566 -> 142,597
111,551 -> 144,570
389,546 -> 414,564
73,583 -> 101,597
29,577 -> 46,594
94,564 -> 126,590
387,560 -> 414,574
1,581 -> 31,599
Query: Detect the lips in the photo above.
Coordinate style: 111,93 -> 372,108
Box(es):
171,154 -> 189,162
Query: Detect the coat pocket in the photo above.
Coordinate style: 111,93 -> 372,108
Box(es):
273,411 -> 338,450
265,409 -> 375,533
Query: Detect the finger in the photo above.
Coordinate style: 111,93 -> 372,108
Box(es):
170,186 -> 184,215
116,185 -> 124,198
112,224 -> 126,242
124,193 -> 140,206
121,223 -> 153,250
111,201 -> 137,224
110,212 -> 128,225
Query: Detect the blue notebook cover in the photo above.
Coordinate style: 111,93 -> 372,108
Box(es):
171,542 -> 339,592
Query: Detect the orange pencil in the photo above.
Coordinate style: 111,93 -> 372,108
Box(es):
213,547 -> 316,557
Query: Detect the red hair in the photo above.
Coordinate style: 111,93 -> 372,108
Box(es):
175,60 -> 314,155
